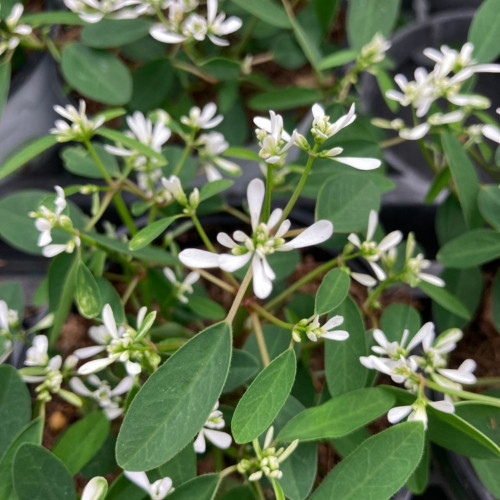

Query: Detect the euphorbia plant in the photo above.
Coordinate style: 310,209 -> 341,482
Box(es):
0,1 -> 499,499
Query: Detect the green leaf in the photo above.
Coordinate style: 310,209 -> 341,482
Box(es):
116,322 -> 232,470
375,67 -> 399,113
280,442 -> 317,500
314,268 -> 350,316
187,296 -> 225,320
129,216 -> 178,251
61,144 -> 119,179
287,12 -> 323,73
95,277 -> 125,324
199,58 -> 241,81
441,132 -> 482,229
168,474 -> 220,500
437,229 -> 500,268
406,441 -> 429,494
13,444 -> 76,500
319,49 -> 357,70
107,473 -> 146,500
223,349 -> 260,393
0,418 -> 43,499
0,135 -> 58,181
243,324 -> 292,371
200,180 -> 234,202
314,0 -> 339,33
48,252 -> 79,345
129,60 -> 173,112
81,18 -> 152,48
435,194 -> 468,245
325,297 -> 368,397
418,280 -> 471,321
21,11 -> 86,26
96,127 -> 166,165
380,304 -> 422,343
232,349 -> 296,444
229,0 -> 291,28
0,282 -> 24,318
0,60 -> 10,117
272,34 -> 307,70
347,0 -> 401,50
316,173 -> 381,233
468,0 -> 500,63
81,434 -> 117,479
53,412 -> 110,475
155,444 -> 196,486
61,43 -> 132,105
471,458 -> 500,498
0,366 -> 31,459
478,184 -> 500,230
248,88 -> 322,111
310,422 -> 425,500
278,387 -> 395,442
224,147 -> 260,162
75,261 -> 102,318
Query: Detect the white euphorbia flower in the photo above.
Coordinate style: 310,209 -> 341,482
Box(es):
433,359 -> 477,390
179,178 -> 333,299
163,268 -> 199,303
358,33 -> 391,69
25,335 -> 50,367
350,272 -> 378,288
0,300 -> 18,363
75,304 -> 155,376
50,100 -> 105,142
371,118 -> 431,141
81,477 -> 108,500
0,3 -> 32,56
194,402 -> 232,453
64,0 -> 145,23
254,111 -> 296,165
161,175 -> 199,213
181,102 -> 223,130
360,354 -> 420,388
482,124 -> 500,144
205,0 -> 242,46
427,110 -> 465,126
69,374 -> 134,419
388,398 -> 454,430
124,471 -> 173,500
292,315 -> 349,343
348,210 -> 403,282
197,132 -> 241,181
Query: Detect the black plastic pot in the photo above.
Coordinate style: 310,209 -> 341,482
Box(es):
414,0 -> 482,20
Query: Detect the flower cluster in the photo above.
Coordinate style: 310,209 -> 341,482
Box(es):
357,33 -> 391,72
196,132 -> 241,181
292,315 -> 349,343
150,0 -> 242,47
237,427 -> 298,482
179,178 -> 334,298
360,323 -> 476,428
63,0 -> 144,24
0,3 -> 32,58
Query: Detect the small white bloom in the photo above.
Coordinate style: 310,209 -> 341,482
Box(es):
358,33 -> 391,68
0,4 -> 32,56
124,471 -> 173,500
292,315 -> 349,343
194,401 -> 232,453
205,0 -> 242,46
482,124 -> 500,144
388,398 -> 454,430
181,102 -> 223,130
350,272 -> 377,288
81,477 -> 108,500
25,335 -> 50,367
163,267 -> 199,303
179,178 -> 333,299
254,111 -> 295,165
197,132 -> 241,180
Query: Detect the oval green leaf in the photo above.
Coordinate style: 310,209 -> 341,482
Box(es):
222,349 -> 260,393
116,322 -> 232,470
168,474 -> 220,500
249,88 -> 322,112
129,216 -> 177,251
81,18 -> 152,48
478,184 -> 500,230
314,268 -> 350,316
76,261 -> 102,318
468,0 -> 500,63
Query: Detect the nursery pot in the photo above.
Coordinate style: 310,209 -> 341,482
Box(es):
413,0 -> 482,20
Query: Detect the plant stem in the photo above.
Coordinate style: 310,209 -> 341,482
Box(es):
426,379 -> 500,408
380,136 -> 407,149
223,204 -> 251,224
85,189 -> 114,231
472,377 -> 500,387
191,213 -> 216,252
172,140 -> 193,176
253,480 -> 266,500
121,274 -> 141,306
280,144 -> 319,223
251,303 -> 293,330
263,164 -> 274,221
226,267 -> 253,324
197,269 -> 236,294
220,464 -> 239,478
250,311 -> 271,367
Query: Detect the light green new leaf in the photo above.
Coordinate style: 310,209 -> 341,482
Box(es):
277,387 -> 395,442
0,418 -> 43,499
468,0 -> 500,63
199,180 -> 234,202
380,304 -> 422,343
314,268 -> 350,316
418,281 -> 471,321
129,216 -> 178,251
0,366 -> 31,458
310,422 -> 425,500
325,297 -> 369,397
53,412 -> 110,475
229,0 -> 291,28
316,173 -> 381,233
232,349 -> 296,444
76,261 -> 102,318
116,322 -> 232,470
61,144 -> 119,179
478,184 -> 500,230
168,474 -> 220,500
13,444 -> 75,500
441,132 -> 482,229
319,49 -> 357,70
347,0 -> 401,50
0,60 -> 11,117
437,229 -> 500,268
223,349 -> 260,393
81,18 -> 152,48
61,43 -> 132,105
0,135 -> 58,181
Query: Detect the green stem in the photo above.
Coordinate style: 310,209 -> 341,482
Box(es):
280,144 -> 319,223
472,377 -> 500,387
426,379 -> 500,407
250,311 -> 271,367
220,464 -> 238,478
263,164 -> 274,221
191,214 -> 216,253
84,139 -> 112,184
251,303 -> 293,330
226,267 -> 253,324
172,141 -> 193,176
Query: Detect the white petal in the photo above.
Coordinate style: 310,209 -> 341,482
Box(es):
78,357 -> 115,375
69,377 -> 92,397
407,322 -> 434,352
149,25 -> 187,43
323,315 -> 344,330
279,220 -> 333,250
102,304 -> 118,340
438,368 -> 476,385
252,255 -> 273,299
459,359 -> 477,373
111,376 -> 134,396
217,232 -> 237,248
373,329 -> 389,348
124,471 -> 151,494
203,429 -> 232,449
73,345 -> 107,359
378,231 -> 403,252
369,262 -> 386,281
179,249 -> 220,268
312,103 -> 325,119
81,477 -> 108,500
348,233 -> 361,248
333,157 -> 381,170
193,431 -> 206,453
399,123 -> 430,140
483,125 -> 500,144
247,178 -> 265,231
218,252 -> 252,272
429,400 -> 455,414
266,209 -> 283,230
387,405 -> 413,424
419,273 -> 445,287
125,360 -> 141,375
323,330 -> 349,341
366,210 -> 378,241
351,272 -> 377,287
42,244 -> 67,257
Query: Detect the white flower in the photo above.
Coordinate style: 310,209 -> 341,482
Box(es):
70,375 -> 134,419
105,111 -> 171,169
0,4 -> 32,56
124,471 -> 173,500
427,111 -> 464,126
163,268 -> 199,303
350,272 -> 378,288
482,124 -> 500,144
63,0 -> 144,23
197,132 -> 241,181
181,102 -> 223,130
25,335 -> 50,367
358,33 -> 391,67
81,477 -> 108,500
388,398 -> 454,430
292,315 -> 349,343
50,100 -> 105,142
194,402 -> 232,453
160,175 -> 199,211
75,304 -> 155,376
254,111 -> 296,165
360,354 -> 419,387
178,178 -> 333,299
348,210 -> 402,281
205,0 -> 242,46
433,359 -> 477,388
